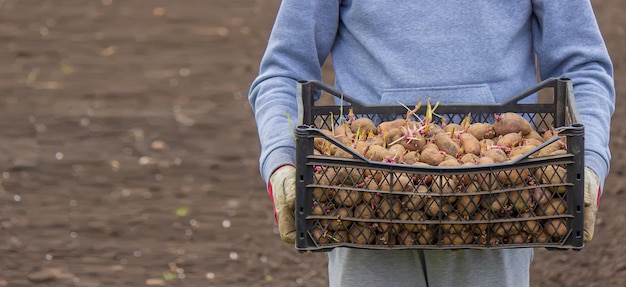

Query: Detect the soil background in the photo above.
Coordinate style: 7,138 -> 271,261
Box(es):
0,1 -> 624,286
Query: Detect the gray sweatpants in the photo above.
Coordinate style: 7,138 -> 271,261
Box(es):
327,248 -> 533,287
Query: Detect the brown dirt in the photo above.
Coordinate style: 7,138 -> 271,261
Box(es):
0,0 -> 623,286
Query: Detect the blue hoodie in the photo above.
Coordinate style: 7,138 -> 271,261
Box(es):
249,1 -> 614,286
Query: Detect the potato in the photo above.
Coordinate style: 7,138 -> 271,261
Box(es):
441,231 -> 474,245
443,154 -> 458,162
333,148 -> 354,159
314,129 -> 334,154
397,210 -> 428,232
364,176 -> 381,190
434,132 -> 461,156
401,185 -> 429,210
312,187 -> 331,203
430,175 -> 459,194
471,209 -> 493,235
332,188 -> 362,207
523,137 -> 543,147
478,172 -> 499,192
397,136 -> 426,152
509,144 -> 538,157
456,194 -> 481,217
382,128 -> 404,146
374,222 -> 401,245
496,132 -> 523,148
364,170 -> 383,183
497,167 -> 531,186
412,162 -> 431,168
331,124 -> 354,143
505,232 -> 530,244
387,144 -> 406,162
415,228 -> 436,245
535,165 -> 567,193
312,204 -> 324,216
462,180 -> 482,193
365,145 -> 392,162
421,142 -> 439,153
420,149 -> 445,166
468,157 -> 495,189
438,158 -> 461,168
531,186 -> 552,206
353,141 -> 372,155
493,112 -> 532,136
467,122 -> 495,140
424,197 -> 453,217
397,230 -> 418,246
525,130 -> 544,143
312,227 -> 330,244
378,118 -> 406,134
353,203 -> 375,220
537,140 -> 565,157
403,151 -> 420,164
334,123 -> 352,135
375,197 -> 402,219
492,221 -> 522,237
508,188 -> 533,213
312,202 -> 332,216
481,192 -> 509,213
455,164 -> 477,187
441,212 -> 467,234
459,132 -> 481,155
549,149 -> 567,156
533,231 -> 551,243
378,174 -> 414,192
365,134 -> 384,145
479,138 -> 496,153
481,148 -> 508,163
544,218 -> 568,239
444,123 -> 463,134
313,228 -> 349,244
459,153 -> 479,164
520,212 -> 542,235
327,207 -> 353,231
350,118 -> 377,135
406,121 -> 421,128
336,168 -> 363,186
315,169 -> 336,185
477,234 -> 502,246
374,222 -> 401,235
424,123 -> 445,137
542,127 -> 560,142
362,189 -> 383,205
535,198 -> 567,216
507,154 -> 522,162
348,224 -> 376,245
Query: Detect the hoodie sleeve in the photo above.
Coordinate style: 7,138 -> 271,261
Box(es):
532,0 -> 615,188
248,1 -> 340,182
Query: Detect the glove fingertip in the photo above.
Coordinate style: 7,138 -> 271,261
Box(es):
282,232 -> 296,245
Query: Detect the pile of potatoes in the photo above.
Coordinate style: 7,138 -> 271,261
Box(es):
308,109 -> 572,247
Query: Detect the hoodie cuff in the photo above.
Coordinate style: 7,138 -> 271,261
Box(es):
261,146 -> 296,183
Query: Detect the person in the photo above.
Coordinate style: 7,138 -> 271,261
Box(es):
248,1 -> 615,286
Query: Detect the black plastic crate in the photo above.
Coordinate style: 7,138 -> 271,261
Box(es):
294,78 -> 585,252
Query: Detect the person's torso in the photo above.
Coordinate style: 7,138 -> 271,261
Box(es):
332,0 -> 538,105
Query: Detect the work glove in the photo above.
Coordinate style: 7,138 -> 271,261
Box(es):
268,165 -> 297,244
583,167 -> 601,243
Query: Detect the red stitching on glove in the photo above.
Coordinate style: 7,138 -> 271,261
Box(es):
267,164 -> 294,224
267,180 -> 278,224
597,186 -> 601,207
